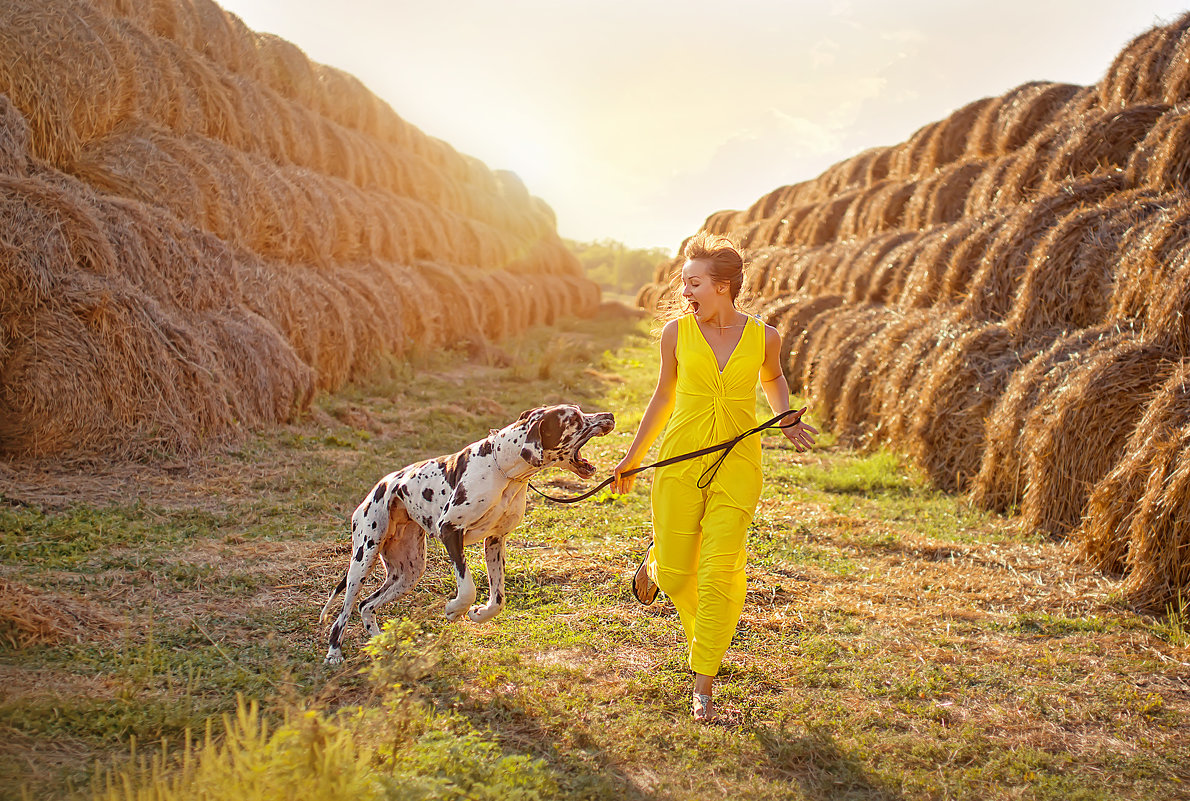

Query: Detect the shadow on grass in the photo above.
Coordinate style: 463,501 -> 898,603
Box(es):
751,720 -> 901,801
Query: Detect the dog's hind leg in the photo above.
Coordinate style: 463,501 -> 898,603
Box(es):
324,496 -> 388,665
467,535 -> 506,623
359,520 -> 426,636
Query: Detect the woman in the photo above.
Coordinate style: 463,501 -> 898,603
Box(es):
612,232 -> 817,722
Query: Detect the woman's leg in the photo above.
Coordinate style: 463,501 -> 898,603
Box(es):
650,473 -> 704,648
688,495 -> 751,678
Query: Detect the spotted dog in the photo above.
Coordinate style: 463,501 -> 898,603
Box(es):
320,404 -> 615,664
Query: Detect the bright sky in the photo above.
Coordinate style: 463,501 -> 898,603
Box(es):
222,0 -> 1189,252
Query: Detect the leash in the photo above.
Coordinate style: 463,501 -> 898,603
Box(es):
528,408 -> 806,504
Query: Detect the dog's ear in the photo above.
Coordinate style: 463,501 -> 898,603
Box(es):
521,408 -> 564,467
515,406 -> 545,423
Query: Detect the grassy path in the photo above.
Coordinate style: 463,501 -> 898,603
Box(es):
1,313 -> 1188,800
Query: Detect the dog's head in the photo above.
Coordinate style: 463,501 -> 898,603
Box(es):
513,404 -> 615,479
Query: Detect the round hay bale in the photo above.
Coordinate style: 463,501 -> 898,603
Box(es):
836,231 -> 914,302
0,0 -> 125,165
835,308 -> 935,447
1161,14 -> 1190,104
971,325 -> 1123,513
963,154 -> 1018,214
853,179 -> 916,237
807,305 -> 897,431
1042,104 -> 1168,186
1120,424 -> 1190,610
1020,338 -> 1175,537
1107,198 -> 1190,324
105,16 -> 199,133
794,191 -> 861,247
1144,240 -> 1190,353
905,323 -> 1042,493
1005,191 -> 1166,337
958,174 -> 1125,322
0,278 -> 236,459
1101,16 -> 1190,108
780,294 -> 844,394
889,119 -> 942,179
967,82 -> 1080,158
924,97 -> 997,171
861,232 -> 928,304
0,93 -> 30,176
205,306 -> 315,424
1074,360 -> 1190,574
874,309 -> 969,448
896,218 -> 978,309
794,304 -> 855,404
1126,105 -> 1190,194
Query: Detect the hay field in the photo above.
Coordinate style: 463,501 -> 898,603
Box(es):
0,0 -> 599,462
638,13 -> 1190,610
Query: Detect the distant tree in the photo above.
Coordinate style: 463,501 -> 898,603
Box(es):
563,238 -> 672,297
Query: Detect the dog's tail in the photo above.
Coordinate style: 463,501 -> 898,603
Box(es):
319,571 -> 348,624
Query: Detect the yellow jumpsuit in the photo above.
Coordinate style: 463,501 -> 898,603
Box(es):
648,313 -> 765,676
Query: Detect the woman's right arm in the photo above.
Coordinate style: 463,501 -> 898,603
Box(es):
612,320 -> 679,494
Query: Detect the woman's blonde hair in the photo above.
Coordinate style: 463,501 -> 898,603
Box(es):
654,231 -> 749,332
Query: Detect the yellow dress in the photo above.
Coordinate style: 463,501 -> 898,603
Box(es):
649,312 -> 765,676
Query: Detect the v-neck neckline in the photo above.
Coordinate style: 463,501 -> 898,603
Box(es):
693,314 -> 748,374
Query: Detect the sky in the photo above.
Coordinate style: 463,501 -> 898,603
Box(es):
220,0 -> 1190,253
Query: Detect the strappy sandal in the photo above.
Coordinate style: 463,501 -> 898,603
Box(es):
692,692 -> 714,722
631,544 -> 659,605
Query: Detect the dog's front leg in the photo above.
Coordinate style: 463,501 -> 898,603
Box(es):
440,522 -> 476,621
467,535 -> 506,623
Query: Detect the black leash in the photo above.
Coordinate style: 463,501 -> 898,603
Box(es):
528,408 -> 806,504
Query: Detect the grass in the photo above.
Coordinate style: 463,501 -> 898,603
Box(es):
1,312 -> 1188,800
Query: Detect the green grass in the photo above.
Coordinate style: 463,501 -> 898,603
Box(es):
2,313 -> 1189,800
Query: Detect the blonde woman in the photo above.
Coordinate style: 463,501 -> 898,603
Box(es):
612,232 -> 817,722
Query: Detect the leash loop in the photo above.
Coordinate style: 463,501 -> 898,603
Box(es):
528,408 -> 805,504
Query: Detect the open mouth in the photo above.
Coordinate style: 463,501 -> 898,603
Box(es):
566,419 -> 614,479
689,300 -> 700,313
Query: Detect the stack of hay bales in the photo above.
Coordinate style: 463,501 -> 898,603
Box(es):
0,0 -> 598,461
638,13 -> 1190,610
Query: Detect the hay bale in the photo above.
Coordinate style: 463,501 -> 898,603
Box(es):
1020,338 -> 1174,537
1107,199 -> 1190,324
836,231 -> 914,301
1005,191 -> 1166,336
0,0 -> 126,165
835,308 -> 935,447
1144,240 -> 1190,353
794,304 -> 855,401
971,325 -> 1123,513
780,294 -> 845,393
1120,425 -> 1190,610
853,179 -> 916,236
958,174 -> 1125,322
1126,105 -> 1190,194
861,232 -> 930,305
905,323 -> 1042,492
205,306 -> 315,423
963,154 -> 1018,214
1101,15 -> 1190,108
924,97 -> 997,171
0,93 -> 30,176
1042,104 -> 1168,185
896,218 -> 978,309
807,305 -> 897,430
873,309 -> 969,448
1074,361 -> 1190,574
968,82 -> 1081,157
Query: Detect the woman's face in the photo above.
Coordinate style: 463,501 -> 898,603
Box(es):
680,259 -> 727,316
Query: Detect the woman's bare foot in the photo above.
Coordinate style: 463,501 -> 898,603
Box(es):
692,673 -> 715,722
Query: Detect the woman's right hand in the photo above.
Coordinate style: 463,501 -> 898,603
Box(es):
612,455 -> 640,495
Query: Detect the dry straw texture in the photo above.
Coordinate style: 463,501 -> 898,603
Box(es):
634,10 -> 1190,601
0,0 -> 597,460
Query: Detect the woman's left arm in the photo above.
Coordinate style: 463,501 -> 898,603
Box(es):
759,324 -> 818,452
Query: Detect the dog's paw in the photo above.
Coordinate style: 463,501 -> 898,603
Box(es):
467,605 -> 498,623
323,652 -> 344,666
445,607 -> 465,622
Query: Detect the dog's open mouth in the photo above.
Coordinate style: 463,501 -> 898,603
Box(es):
566,418 -> 614,479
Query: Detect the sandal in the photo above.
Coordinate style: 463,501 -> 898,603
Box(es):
692,692 -> 714,722
631,544 -> 659,605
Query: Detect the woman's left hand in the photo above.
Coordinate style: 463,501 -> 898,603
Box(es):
782,409 -> 818,452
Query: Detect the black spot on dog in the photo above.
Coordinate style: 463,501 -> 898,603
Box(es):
478,439 -> 494,457
453,485 -> 468,505
397,484 -> 410,498
351,520 -> 357,530
440,450 -> 470,488
354,544 -> 364,562
371,521 -> 377,530
423,487 -> 434,501
496,591 -> 504,605
373,482 -> 388,503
